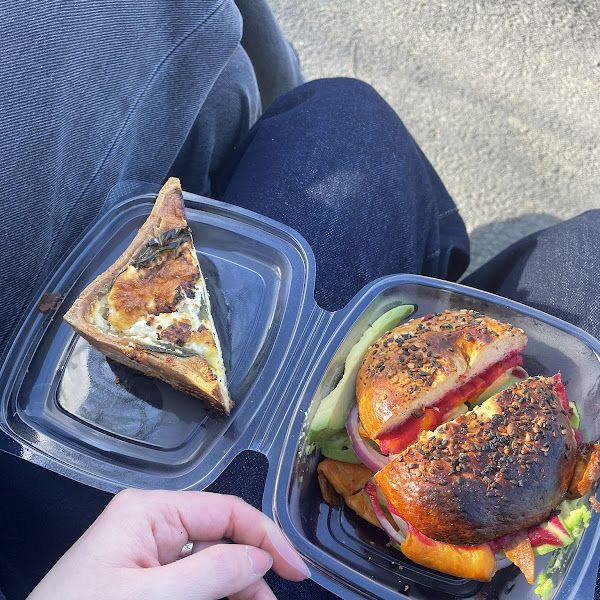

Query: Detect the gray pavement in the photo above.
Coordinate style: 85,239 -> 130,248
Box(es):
270,0 -> 600,274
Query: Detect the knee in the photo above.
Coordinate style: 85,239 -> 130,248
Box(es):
302,77 -> 394,119
267,77 -> 401,129
302,77 -> 381,102
531,210 -> 600,258
578,209 -> 600,227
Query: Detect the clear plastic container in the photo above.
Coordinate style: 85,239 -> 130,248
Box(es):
0,187 -> 318,490
1,185 -> 598,600
268,277 -> 600,600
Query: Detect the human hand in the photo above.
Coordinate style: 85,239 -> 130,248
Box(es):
27,488 -> 310,600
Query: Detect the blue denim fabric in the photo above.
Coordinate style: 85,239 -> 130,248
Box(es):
0,0 -> 267,359
464,210 -> 600,340
234,0 -> 305,108
215,77 -> 470,311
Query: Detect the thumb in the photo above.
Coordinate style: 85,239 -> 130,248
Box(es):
141,543 -> 274,600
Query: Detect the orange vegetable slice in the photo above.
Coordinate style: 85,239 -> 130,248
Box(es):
400,525 -> 497,581
567,443 -> 600,499
504,531 -> 535,584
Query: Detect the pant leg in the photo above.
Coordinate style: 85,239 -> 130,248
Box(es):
234,0 -> 305,110
463,210 -> 600,340
214,77 -> 470,312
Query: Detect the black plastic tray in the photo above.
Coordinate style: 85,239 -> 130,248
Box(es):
1,186 -> 598,600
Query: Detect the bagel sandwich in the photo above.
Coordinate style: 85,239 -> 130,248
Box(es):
313,308 -> 600,583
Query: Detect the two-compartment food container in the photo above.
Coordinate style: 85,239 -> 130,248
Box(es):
1,184 -> 599,600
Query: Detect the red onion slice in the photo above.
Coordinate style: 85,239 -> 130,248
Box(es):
389,513 -> 409,539
364,480 -> 407,545
346,405 -> 389,472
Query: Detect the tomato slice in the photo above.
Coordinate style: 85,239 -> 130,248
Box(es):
379,407 -> 442,454
377,354 -> 523,455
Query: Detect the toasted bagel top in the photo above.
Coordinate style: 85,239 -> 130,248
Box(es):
356,309 -> 527,440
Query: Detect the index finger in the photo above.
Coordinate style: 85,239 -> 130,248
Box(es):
137,489 -> 310,581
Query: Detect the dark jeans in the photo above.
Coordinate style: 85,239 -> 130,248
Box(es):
1,78 -> 598,600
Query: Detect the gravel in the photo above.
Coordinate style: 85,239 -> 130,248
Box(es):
270,0 -> 600,274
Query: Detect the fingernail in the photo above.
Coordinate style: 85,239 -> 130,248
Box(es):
246,546 -> 273,576
263,518 -> 311,579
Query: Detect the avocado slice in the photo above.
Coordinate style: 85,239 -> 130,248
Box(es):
560,499 -> 591,540
469,367 -> 529,408
569,402 -> 580,428
532,499 -> 590,555
307,304 -> 414,443
534,500 -> 591,598
319,430 -> 361,463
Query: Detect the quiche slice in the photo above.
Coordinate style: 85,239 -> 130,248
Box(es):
64,177 -> 232,414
